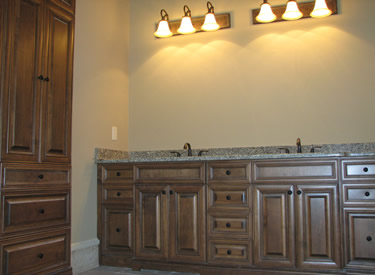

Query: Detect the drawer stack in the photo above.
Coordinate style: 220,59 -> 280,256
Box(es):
0,163 -> 71,274
341,159 -> 375,271
207,161 -> 252,266
97,164 -> 134,266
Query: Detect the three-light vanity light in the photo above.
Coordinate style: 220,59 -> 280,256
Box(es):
154,2 -> 231,38
254,0 -> 337,24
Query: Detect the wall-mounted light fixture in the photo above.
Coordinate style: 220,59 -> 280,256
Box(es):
252,0 -> 337,24
154,2 -> 231,38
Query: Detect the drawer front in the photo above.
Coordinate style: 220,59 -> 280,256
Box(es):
103,185 -> 133,205
344,209 -> 375,269
208,162 -> 250,183
208,212 -> 251,239
2,164 -> 70,189
343,184 -> 375,205
208,240 -> 252,265
253,160 -> 337,183
135,163 -> 204,183
101,165 -> 134,183
1,192 -> 70,235
343,160 -> 375,180
208,185 -> 250,210
1,230 -> 70,274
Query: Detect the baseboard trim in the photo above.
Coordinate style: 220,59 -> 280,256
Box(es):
71,238 -> 100,274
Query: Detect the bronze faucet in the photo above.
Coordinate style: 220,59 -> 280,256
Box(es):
296,138 -> 302,153
183,143 -> 192,156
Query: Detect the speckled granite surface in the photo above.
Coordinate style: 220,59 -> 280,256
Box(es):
95,143 -> 375,163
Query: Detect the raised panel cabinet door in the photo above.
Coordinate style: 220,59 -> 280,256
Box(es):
1,0 -> 43,162
168,185 -> 206,263
254,185 -> 295,268
296,185 -> 341,270
40,2 -> 74,163
135,185 -> 168,259
48,0 -> 75,14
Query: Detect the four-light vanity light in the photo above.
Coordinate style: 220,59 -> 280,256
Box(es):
255,0 -> 334,24
154,1 -> 230,38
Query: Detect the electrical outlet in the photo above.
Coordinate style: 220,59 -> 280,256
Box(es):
112,126 -> 118,141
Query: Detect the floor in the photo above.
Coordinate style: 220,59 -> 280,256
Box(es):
79,266 -> 199,275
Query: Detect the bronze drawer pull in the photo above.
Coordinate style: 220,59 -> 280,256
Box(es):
363,167 -> 369,173
116,172 -> 121,176
226,223 -> 231,228
38,253 -> 44,259
162,190 -> 166,195
226,195 -> 231,200
365,192 -> 370,197
297,190 -> 302,195
367,236 -> 372,242
39,209 -> 45,214
117,192 -> 121,197
288,190 -> 293,195
227,250 -> 232,255
226,170 -> 231,176
38,174 -> 44,179
170,190 -> 174,195
116,228 -> 121,232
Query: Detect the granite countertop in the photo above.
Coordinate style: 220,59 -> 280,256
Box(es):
95,143 -> 375,163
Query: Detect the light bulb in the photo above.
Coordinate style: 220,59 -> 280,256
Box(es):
310,0 -> 332,18
256,1 -> 277,23
154,9 -> 173,38
201,2 -> 220,31
177,5 -> 196,34
282,0 -> 303,20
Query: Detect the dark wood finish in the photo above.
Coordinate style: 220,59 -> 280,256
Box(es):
343,208 -> 375,270
208,185 -> 250,210
169,185 -> 206,263
49,0 -> 75,14
208,161 -> 250,184
102,185 -> 133,205
343,183 -> 375,206
254,185 -> 295,268
208,212 -> 251,239
1,163 -> 70,190
1,229 -> 70,275
342,160 -> 375,180
253,160 -> 337,183
252,0 -> 338,25
208,240 -> 252,266
1,0 -> 43,162
1,190 -> 70,236
135,162 -> 204,184
102,206 -> 133,256
135,185 -> 168,259
100,164 -> 134,184
40,2 -> 74,163
296,185 -> 341,269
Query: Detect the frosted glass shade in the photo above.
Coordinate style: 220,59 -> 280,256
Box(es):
177,16 -> 196,34
282,0 -> 303,20
154,20 -> 173,38
310,0 -> 332,18
201,13 -> 220,31
256,2 -> 277,23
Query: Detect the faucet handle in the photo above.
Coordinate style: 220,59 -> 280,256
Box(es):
279,148 -> 290,154
170,151 -> 181,157
310,146 -> 322,153
198,150 -> 208,156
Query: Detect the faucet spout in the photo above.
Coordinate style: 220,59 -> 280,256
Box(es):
296,138 -> 302,153
183,143 -> 192,156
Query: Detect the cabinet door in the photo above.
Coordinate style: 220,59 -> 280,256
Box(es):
40,2 -> 74,163
254,185 -> 295,268
169,185 -> 206,262
296,185 -> 341,269
135,185 -> 167,259
1,0 -> 43,162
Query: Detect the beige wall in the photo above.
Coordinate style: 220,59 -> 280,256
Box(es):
128,0 -> 375,151
72,0 -> 130,244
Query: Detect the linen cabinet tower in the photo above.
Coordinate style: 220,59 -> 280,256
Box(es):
0,0 -> 75,274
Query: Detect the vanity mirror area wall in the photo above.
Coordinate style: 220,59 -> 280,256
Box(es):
97,156 -> 375,275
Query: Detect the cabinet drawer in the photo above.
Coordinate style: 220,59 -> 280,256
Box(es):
135,162 -> 204,183
2,164 -> 70,190
208,185 -> 250,210
208,240 -> 252,266
102,186 -> 133,204
343,184 -> 375,205
343,160 -> 375,180
208,212 -> 251,239
1,230 -> 70,274
253,160 -> 337,183
208,162 -> 250,183
1,191 -> 70,235
344,208 -> 375,270
101,165 -> 134,183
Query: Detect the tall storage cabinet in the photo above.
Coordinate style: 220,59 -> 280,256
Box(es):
0,0 -> 74,274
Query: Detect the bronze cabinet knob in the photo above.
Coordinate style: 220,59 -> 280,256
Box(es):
226,170 -> 231,176
226,195 -> 231,200
363,167 -> 369,173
